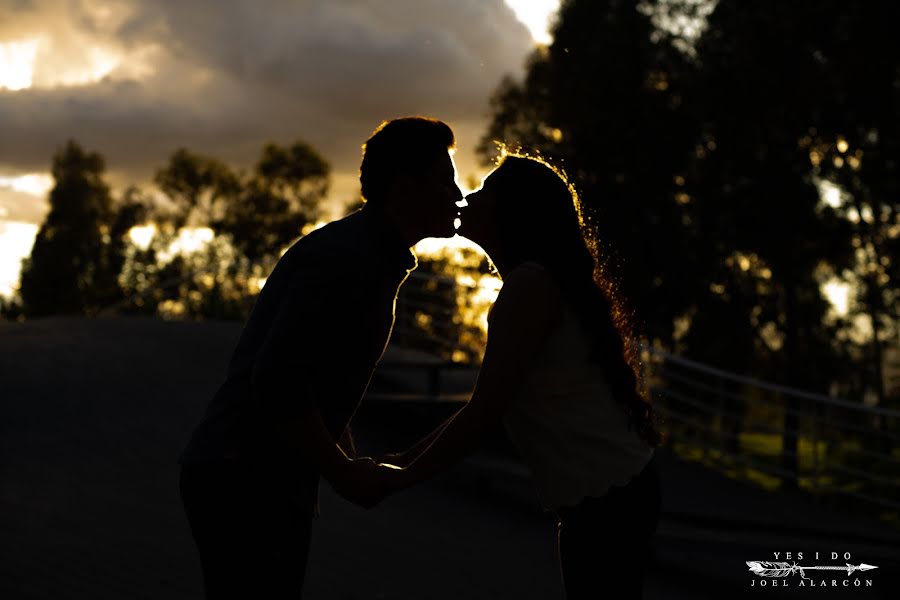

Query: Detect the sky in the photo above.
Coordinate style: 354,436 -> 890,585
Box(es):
0,0 -> 561,297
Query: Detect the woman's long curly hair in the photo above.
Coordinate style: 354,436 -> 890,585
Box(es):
488,153 -> 664,448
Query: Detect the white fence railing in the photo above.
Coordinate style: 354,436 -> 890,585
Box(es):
644,348 -> 900,513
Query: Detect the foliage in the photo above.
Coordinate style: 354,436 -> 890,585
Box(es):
153,141 -> 328,262
18,141 -> 147,317
119,141 -> 330,320
478,0 -> 900,485
478,0 -> 898,402
480,0 -> 700,351
396,245 -> 497,364
13,139 -> 329,321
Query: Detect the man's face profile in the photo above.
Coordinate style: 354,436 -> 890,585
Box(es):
414,152 -> 462,238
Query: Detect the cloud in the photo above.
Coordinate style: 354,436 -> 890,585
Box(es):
0,0 -> 532,220
0,185 -> 46,221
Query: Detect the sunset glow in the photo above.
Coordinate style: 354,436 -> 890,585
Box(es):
0,222 -> 38,297
0,173 -> 54,197
0,36 -> 125,91
0,39 -> 39,90
505,0 -> 560,45
48,45 -> 120,87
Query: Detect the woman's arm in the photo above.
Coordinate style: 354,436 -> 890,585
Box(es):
275,409 -> 385,507
388,265 -> 562,489
380,413 -> 457,468
338,426 -> 357,458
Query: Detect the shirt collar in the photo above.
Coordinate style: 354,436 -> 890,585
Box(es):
360,204 -> 418,274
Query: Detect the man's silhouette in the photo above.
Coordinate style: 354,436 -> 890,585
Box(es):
178,117 -> 462,598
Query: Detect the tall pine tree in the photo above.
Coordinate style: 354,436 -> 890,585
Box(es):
21,141 -> 117,316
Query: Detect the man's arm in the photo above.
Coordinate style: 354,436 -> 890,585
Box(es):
275,409 -> 383,507
338,426 -> 357,458
380,413 -> 457,468
250,262 -> 383,507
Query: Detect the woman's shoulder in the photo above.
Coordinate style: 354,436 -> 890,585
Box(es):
504,261 -> 559,293
514,260 -> 550,274
493,261 -> 563,320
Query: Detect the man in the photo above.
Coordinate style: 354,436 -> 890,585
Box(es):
178,117 -> 462,598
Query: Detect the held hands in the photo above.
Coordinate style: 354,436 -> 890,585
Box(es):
330,457 -> 389,509
376,450 -> 414,469
375,459 -> 414,494
331,457 -> 413,509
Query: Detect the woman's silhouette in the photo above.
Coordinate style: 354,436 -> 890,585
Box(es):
382,153 -> 665,599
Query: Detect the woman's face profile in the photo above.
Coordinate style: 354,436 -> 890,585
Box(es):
458,170 -> 500,244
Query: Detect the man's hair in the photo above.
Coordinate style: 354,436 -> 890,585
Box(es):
359,117 -> 455,206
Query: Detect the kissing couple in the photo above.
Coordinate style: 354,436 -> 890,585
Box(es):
178,117 -> 663,599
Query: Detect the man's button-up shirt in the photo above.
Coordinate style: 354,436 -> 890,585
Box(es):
179,205 -> 416,472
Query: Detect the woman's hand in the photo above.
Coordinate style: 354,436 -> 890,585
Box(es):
376,451 -> 413,469
332,457 -> 418,507
375,461 -> 415,493
330,457 -> 386,508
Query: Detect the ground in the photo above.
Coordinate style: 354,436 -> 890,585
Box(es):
1,316 -> 897,599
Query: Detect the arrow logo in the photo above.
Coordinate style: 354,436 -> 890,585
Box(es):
747,561 -> 878,580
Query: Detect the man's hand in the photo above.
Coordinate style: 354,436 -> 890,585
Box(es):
375,451 -> 413,469
330,457 -> 394,509
375,461 -> 417,495
338,427 -> 357,458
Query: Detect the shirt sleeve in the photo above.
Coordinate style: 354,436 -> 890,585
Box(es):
249,258 -> 351,419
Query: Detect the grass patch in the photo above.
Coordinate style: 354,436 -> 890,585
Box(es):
668,432 -> 900,532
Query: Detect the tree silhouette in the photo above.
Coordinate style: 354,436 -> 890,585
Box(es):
690,1 -> 900,481
480,0 -> 899,485
19,141 -> 145,317
154,148 -> 241,230
116,140 -> 330,320
800,0 -> 900,413
152,142 -> 328,264
220,142 -> 328,263
479,0 -> 700,349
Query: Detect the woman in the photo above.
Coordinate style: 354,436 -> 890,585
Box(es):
381,153 -> 665,599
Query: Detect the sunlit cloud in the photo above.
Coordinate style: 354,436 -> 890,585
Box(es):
0,173 -> 54,197
0,36 -> 132,91
0,0 -> 532,200
504,0 -> 560,45
0,221 -> 38,298
43,44 -> 120,87
0,39 -> 39,90
0,0 -> 535,302
0,0 -> 159,92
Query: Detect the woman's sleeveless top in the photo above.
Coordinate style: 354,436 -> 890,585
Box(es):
500,262 -> 654,510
